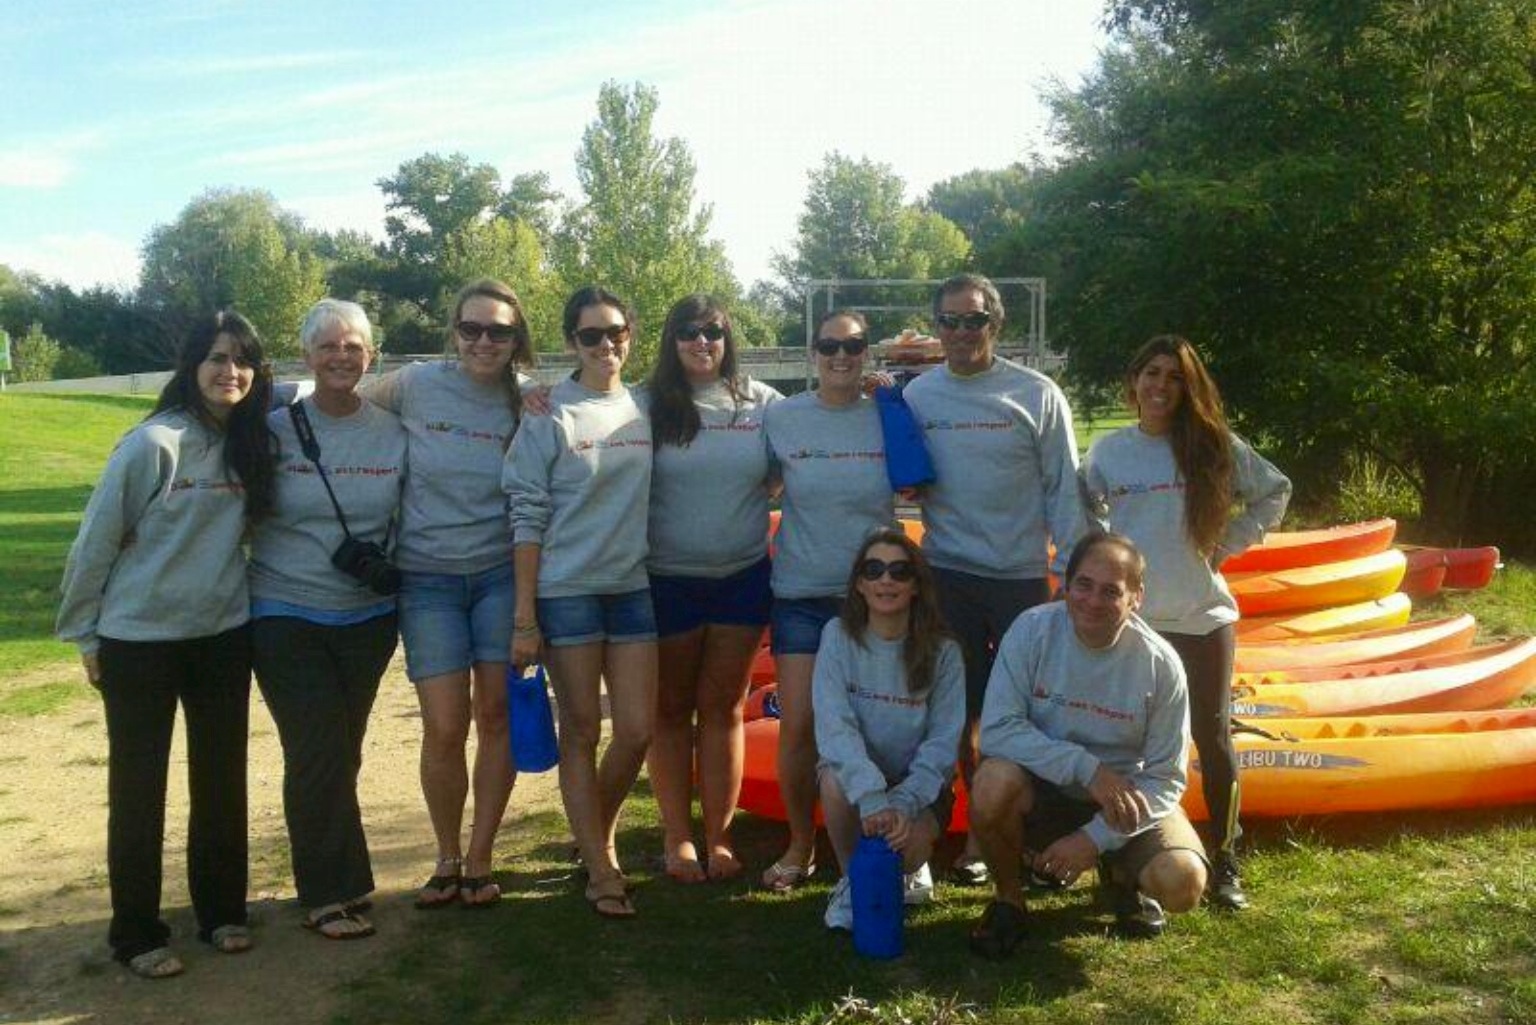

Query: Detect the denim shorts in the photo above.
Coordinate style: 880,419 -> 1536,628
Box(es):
398,562 -> 514,682
649,557 -> 773,638
769,595 -> 843,656
537,588 -> 657,647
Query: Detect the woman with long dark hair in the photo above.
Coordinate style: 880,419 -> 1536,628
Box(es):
362,278 -> 535,909
813,528 -> 964,931
504,286 -> 657,918
1081,334 -> 1290,911
642,294 -> 781,882
759,309 -> 896,892
57,310 -> 276,978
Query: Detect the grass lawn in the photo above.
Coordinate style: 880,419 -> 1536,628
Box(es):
2,393 -> 1533,1024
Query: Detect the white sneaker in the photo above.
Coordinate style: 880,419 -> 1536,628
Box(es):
904,862 -> 935,906
823,877 -> 853,931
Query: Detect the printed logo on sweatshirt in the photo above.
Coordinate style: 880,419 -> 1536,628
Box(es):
701,421 -> 762,434
571,436 -> 653,453
1107,480 -> 1184,498
283,463 -> 402,478
847,683 -> 926,709
1030,684 -> 1136,723
423,420 -> 510,446
168,477 -> 244,495
783,447 -> 884,462
921,417 -> 1013,433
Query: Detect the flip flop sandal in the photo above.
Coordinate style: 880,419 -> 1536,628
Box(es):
206,924 -> 252,954
761,858 -> 816,892
969,900 -> 1028,960
304,907 -> 376,940
126,947 -> 184,980
706,847 -> 743,881
459,876 -> 502,909
414,859 -> 462,910
663,851 -> 707,884
584,881 -> 636,920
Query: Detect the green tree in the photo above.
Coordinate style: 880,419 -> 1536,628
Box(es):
553,81 -> 739,370
439,216 -> 562,352
925,164 -> 1037,261
1002,0 -> 1536,551
138,189 -> 326,358
52,346 -> 104,379
12,322 -> 60,382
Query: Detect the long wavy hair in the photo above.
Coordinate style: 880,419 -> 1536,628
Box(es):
648,294 -> 745,448
152,310 -> 277,523
1125,335 -> 1234,555
451,278 -> 536,422
840,528 -> 950,694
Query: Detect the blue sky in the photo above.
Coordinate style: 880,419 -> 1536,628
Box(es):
0,0 -> 1109,291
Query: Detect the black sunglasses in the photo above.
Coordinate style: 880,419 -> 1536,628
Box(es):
858,557 -> 916,583
814,336 -> 869,357
676,323 -> 726,343
934,311 -> 992,332
456,320 -> 520,344
573,324 -> 631,347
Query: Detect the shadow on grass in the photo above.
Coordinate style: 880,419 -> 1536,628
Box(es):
334,810 -> 1095,1025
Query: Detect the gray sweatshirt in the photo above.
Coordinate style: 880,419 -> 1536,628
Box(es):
978,602 -> 1189,853
902,358 -> 1086,578
763,392 -> 895,599
644,378 -> 782,577
814,619 -> 965,820
249,398 -> 407,612
362,361 -> 520,575
57,410 -> 250,654
1081,427 -> 1291,634
503,378 -> 653,598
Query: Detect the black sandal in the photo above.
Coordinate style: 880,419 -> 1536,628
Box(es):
414,858 -> 462,910
459,875 -> 502,909
969,900 -> 1027,960
303,906 -> 375,940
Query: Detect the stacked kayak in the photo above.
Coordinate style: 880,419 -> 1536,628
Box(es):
737,518 -> 1524,822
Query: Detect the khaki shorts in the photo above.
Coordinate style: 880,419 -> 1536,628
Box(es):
1022,774 -> 1207,881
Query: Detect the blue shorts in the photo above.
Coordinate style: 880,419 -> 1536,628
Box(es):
538,588 -> 658,648
398,562 -> 514,683
769,596 -> 843,656
649,557 -> 773,638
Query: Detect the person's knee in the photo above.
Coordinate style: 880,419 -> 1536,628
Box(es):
608,717 -> 652,757
1139,850 -> 1207,913
421,710 -> 471,755
558,712 -> 603,756
969,758 -> 1028,828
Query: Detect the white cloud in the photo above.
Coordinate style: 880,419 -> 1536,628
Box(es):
0,153 -> 75,189
0,232 -> 141,290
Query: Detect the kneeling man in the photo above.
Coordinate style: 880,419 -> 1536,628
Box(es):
967,531 -> 1206,957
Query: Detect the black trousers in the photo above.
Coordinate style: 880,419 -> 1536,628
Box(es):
932,568 -> 1051,718
1160,625 -> 1241,854
252,613 -> 397,908
99,626 -> 251,962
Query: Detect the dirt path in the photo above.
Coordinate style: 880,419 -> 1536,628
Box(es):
0,654 -> 561,1024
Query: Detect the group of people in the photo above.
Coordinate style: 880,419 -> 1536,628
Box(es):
57,271 -> 1288,978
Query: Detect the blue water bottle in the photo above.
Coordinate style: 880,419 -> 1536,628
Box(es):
849,835 -> 904,959
507,664 -> 559,772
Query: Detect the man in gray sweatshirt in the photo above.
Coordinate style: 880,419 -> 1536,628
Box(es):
901,273 -> 1087,884
966,532 -> 1208,958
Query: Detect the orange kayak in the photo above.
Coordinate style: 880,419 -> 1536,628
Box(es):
1233,615 -> 1476,673
1228,636 -> 1536,717
1399,548 -> 1449,599
1397,545 -> 1501,591
1236,593 -> 1411,642
738,708 -> 1536,828
1186,710 -> 1536,818
1236,637 -> 1520,687
1221,519 -> 1397,573
1226,549 -> 1407,617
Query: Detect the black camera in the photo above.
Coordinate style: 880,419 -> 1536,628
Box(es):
332,537 -> 402,596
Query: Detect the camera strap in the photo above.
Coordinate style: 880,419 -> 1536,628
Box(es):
287,401 -> 356,540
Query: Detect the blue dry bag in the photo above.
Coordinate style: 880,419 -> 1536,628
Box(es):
507,664 -> 559,773
874,384 -> 936,490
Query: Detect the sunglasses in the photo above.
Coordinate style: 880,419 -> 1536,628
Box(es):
456,321 -> 520,344
814,336 -> 869,357
934,311 -> 992,332
858,558 -> 916,583
676,323 -> 726,343
573,324 -> 631,347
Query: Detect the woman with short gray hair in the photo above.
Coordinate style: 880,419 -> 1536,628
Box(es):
249,297 -> 406,939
